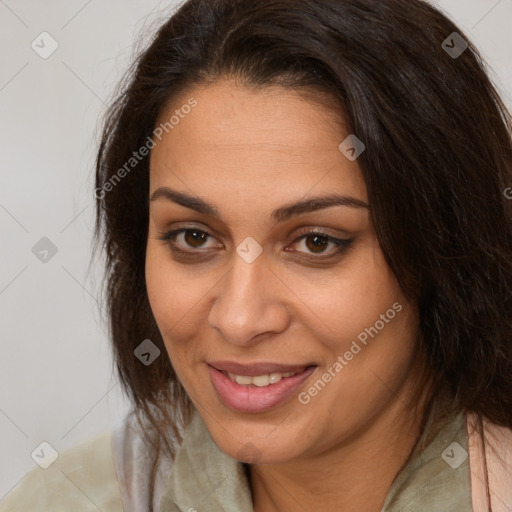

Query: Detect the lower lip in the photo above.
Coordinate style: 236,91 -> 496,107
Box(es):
208,364 -> 317,413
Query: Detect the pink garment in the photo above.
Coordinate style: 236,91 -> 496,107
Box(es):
467,413 -> 512,511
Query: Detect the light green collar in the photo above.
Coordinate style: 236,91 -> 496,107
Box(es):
160,404 -> 472,511
381,404 -> 472,511
160,410 -> 253,511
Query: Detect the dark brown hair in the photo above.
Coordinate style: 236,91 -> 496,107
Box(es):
93,0 -> 512,502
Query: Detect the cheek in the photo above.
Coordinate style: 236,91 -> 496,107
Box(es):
281,242 -> 404,349
145,245 -> 199,350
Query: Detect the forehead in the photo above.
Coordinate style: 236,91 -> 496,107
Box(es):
149,79 -> 368,207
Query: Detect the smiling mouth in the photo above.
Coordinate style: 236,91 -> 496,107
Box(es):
208,360 -> 318,387
208,360 -> 316,375
221,369 -> 310,387
208,364 -> 318,413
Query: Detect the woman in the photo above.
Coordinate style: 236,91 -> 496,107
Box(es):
2,0 -> 511,510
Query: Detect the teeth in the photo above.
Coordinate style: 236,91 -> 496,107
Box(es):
269,373 -> 283,384
234,375 -> 252,385
227,371 -> 299,387
252,374 -> 270,387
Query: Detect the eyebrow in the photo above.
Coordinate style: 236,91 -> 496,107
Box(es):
149,187 -> 369,222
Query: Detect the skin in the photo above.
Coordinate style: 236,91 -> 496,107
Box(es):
146,78 -> 429,512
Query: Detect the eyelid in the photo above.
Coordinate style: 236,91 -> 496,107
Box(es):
292,225 -> 352,240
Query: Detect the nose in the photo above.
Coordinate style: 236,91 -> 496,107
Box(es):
207,248 -> 290,346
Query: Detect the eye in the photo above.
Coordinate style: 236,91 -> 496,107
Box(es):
287,230 -> 353,258
156,228 -> 221,253
156,226 -> 353,262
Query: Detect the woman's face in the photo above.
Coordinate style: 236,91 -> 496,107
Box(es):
146,79 -> 421,465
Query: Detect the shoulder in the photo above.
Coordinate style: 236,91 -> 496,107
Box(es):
467,413 -> 512,512
110,409 -> 183,510
0,430 -> 123,512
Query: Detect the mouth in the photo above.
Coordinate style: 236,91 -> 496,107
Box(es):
208,360 -> 314,377
207,362 -> 317,413
221,369 -> 303,387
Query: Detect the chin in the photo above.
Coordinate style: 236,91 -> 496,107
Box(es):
203,415 -> 308,465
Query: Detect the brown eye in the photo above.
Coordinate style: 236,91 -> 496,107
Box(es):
156,228 -> 221,254
287,230 -> 353,259
184,230 -> 208,248
304,234 -> 329,253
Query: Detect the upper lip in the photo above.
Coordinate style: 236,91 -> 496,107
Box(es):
208,360 -> 315,376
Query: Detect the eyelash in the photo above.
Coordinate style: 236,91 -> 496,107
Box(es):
156,226 -> 353,262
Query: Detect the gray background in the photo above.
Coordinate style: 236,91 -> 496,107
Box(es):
1,0 -> 511,499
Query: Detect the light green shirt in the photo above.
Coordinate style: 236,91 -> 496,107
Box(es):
0,400 -> 472,511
